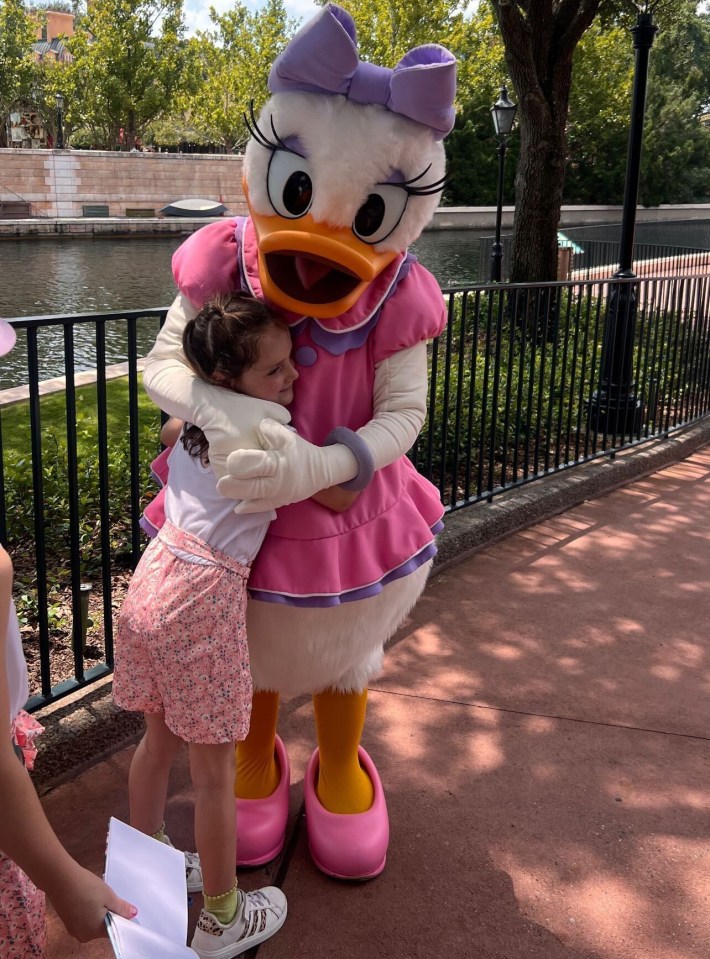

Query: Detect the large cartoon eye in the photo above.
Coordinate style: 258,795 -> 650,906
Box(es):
267,149 -> 314,219
352,185 -> 409,245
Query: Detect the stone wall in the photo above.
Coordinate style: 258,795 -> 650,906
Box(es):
0,148 -> 247,219
430,204 -> 710,231
2,150 -> 708,228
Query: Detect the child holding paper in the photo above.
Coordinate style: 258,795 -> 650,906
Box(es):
0,317 -> 136,958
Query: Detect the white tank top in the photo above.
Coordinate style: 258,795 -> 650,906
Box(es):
6,600 -> 29,723
163,440 -> 275,565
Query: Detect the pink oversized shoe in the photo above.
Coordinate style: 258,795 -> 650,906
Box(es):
304,746 -> 389,880
236,735 -> 290,867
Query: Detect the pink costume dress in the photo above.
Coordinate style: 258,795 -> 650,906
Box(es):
1,603 -> 46,959
174,216 -> 446,609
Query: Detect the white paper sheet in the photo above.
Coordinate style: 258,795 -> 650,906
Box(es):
104,817 -> 197,958
106,914 -> 197,959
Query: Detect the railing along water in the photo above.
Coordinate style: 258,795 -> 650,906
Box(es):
2,270 -> 710,710
479,233 -> 710,283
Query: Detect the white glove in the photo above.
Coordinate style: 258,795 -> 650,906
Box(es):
217,419 -> 360,512
192,389 -> 291,480
143,293 -> 290,478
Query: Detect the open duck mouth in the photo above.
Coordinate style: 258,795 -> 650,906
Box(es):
265,252 -> 362,306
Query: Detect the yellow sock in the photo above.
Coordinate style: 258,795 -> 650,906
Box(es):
313,688 -> 374,814
151,823 -> 166,843
204,885 -> 240,926
236,691 -> 281,799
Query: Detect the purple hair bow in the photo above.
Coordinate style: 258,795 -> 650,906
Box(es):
268,4 -> 457,140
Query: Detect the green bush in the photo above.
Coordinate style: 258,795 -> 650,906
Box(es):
417,286 -> 709,506
1,376 -> 162,629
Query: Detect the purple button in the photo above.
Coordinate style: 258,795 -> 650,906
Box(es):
294,346 -> 317,367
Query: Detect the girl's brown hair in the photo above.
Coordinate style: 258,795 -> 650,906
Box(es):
181,293 -> 286,462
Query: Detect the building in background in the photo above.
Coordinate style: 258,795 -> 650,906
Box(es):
4,9 -> 75,148
32,9 -> 74,63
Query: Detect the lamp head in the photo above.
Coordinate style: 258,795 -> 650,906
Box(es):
491,85 -> 517,137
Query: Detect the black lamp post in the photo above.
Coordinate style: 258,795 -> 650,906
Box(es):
55,91 -> 64,149
490,85 -> 517,283
588,7 -> 658,437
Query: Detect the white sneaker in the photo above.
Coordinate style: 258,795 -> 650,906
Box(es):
191,887 -> 288,958
163,836 -> 203,893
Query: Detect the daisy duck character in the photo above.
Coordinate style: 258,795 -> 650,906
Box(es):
142,3 -> 456,881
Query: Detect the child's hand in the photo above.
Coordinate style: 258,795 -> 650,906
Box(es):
160,417 -> 183,448
311,486 -> 362,513
50,865 -> 137,942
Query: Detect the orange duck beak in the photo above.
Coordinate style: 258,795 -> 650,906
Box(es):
247,183 -> 398,319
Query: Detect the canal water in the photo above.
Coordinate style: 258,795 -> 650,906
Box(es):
0,229 -> 488,389
3,217 -> 709,390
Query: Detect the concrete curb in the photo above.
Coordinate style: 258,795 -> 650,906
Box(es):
32,417 -> 710,794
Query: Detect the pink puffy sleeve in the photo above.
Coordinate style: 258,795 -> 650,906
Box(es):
373,262 -> 447,364
173,218 -> 242,309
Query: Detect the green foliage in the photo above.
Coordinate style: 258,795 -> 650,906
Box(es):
444,95 -> 519,207
417,285 -> 709,505
0,0 -> 39,120
1,377 -> 162,630
417,290 -> 602,501
62,0 -> 194,148
442,5 -> 516,206
143,112 -> 211,147
180,0 -> 297,151
640,3 -> 710,205
27,0 -> 73,12
316,0 -> 470,70
565,24 -> 633,204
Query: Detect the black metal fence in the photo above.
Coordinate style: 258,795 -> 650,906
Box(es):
413,273 -> 710,511
2,269 -> 710,709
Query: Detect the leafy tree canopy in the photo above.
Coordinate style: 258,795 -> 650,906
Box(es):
180,0 -> 297,151
641,0 -> 710,204
62,0 -> 193,148
0,0 -> 38,118
489,0 -> 703,281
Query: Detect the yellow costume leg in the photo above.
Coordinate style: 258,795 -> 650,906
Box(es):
235,691 -> 280,799
312,688 -> 375,814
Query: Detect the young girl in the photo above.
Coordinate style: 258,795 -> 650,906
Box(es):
0,317 -> 137,958
113,294 -> 357,959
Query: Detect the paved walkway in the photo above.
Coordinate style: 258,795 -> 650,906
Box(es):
42,446 -> 710,959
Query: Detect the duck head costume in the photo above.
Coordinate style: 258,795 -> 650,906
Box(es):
142,3 -> 456,880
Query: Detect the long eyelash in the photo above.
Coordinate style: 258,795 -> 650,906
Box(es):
400,165 -> 432,187
269,116 -> 291,153
404,174 -> 450,197
398,164 -> 449,196
243,100 -> 298,157
243,100 -> 278,150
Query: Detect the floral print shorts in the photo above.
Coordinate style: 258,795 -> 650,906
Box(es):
113,521 -> 253,744
0,853 -> 46,959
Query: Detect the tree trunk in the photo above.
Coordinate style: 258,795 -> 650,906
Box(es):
491,0 -> 603,283
127,108 -> 136,149
508,80 -> 569,283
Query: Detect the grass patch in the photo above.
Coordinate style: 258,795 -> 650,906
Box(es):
2,374 -> 162,638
